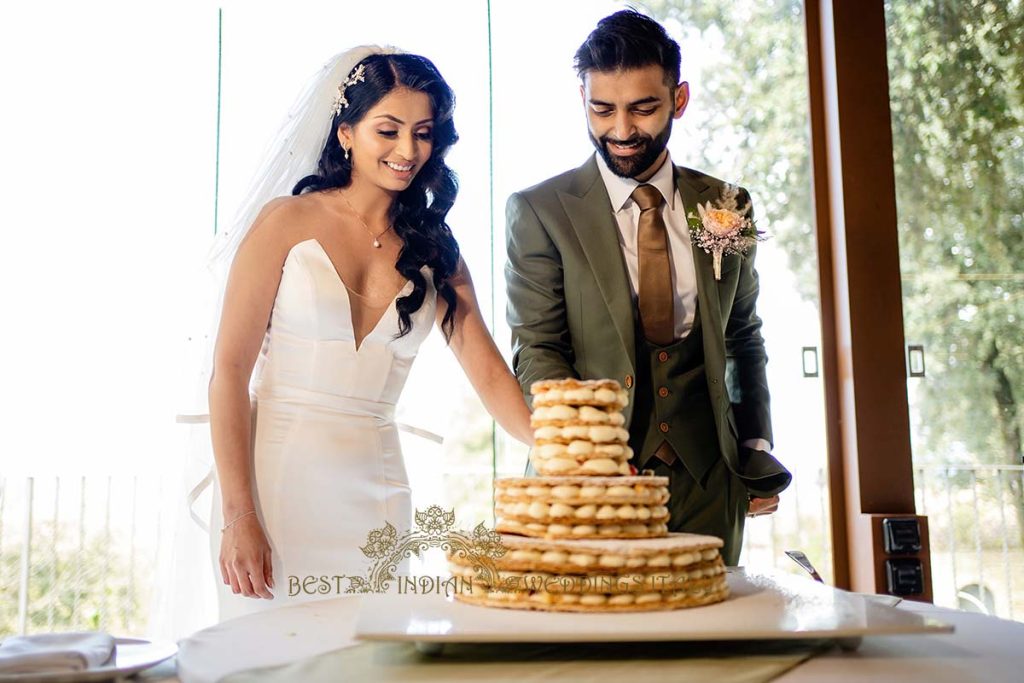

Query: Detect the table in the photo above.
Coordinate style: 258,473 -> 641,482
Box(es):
154,594 -> 1024,682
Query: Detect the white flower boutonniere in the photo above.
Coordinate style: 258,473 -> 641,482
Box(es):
688,185 -> 766,280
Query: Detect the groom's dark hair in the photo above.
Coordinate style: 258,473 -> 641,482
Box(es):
574,9 -> 681,86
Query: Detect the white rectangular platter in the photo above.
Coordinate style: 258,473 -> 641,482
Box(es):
354,568 -> 953,644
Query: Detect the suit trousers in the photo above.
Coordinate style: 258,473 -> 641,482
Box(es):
646,455 -> 749,566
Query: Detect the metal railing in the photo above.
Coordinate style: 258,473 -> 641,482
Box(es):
741,464 -> 1024,621
915,464 -> 1024,620
0,476 -> 164,637
2,465 -> 1022,636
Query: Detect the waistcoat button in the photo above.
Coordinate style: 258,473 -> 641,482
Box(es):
658,387 -> 669,398
624,375 -> 634,389
659,422 -> 670,433
658,351 -> 669,363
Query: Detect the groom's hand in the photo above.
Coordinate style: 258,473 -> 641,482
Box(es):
747,495 -> 780,517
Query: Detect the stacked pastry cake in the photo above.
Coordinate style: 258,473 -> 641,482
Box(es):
450,378 -> 730,612
529,378 -> 632,477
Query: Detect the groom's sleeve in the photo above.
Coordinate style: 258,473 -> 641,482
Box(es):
724,187 -> 773,447
505,191 -> 578,405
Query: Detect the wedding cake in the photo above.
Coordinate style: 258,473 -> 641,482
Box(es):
450,378 -> 729,612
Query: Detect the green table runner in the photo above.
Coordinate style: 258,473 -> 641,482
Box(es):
224,638 -> 826,683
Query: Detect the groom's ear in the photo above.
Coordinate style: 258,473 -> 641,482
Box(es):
579,83 -> 586,105
673,82 -> 690,119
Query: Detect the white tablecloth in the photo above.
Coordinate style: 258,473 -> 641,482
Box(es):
162,596 -> 1024,683
775,600 -> 1024,683
176,597 -> 362,683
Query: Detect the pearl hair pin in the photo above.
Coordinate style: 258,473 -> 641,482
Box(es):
331,64 -> 366,116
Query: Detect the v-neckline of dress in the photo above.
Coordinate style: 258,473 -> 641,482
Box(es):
300,238 -> 411,352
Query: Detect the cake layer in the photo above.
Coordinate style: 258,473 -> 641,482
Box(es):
495,476 -> 669,505
495,500 -> 670,526
449,558 -> 726,592
531,409 -> 632,435
451,532 -> 722,572
531,378 -> 624,394
453,575 -> 729,612
496,519 -> 668,539
532,405 -> 626,426
531,444 -> 630,465
531,441 -> 633,460
529,458 -> 632,476
530,411 -> 631,436
530,378 -> 628,410
533,438 -> 631,452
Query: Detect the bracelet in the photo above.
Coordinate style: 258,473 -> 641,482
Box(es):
221,509 -> 256,532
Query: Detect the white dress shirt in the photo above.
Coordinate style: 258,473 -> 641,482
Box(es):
595,152 -> 773,456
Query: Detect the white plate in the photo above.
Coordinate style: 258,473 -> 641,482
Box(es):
0,638 -> 177,683
354,568 -> 953,645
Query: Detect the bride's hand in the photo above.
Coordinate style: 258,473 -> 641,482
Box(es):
220,514 -> 274,599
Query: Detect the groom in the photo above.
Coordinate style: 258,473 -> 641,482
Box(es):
505,10 -> 790,565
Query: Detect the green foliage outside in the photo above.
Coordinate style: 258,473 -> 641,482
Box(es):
0,521 -> 149,638
885,0 -> 1024,547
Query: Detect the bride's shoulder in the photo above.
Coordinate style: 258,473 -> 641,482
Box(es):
242,195 -> 320,249
255,194 -> 319,225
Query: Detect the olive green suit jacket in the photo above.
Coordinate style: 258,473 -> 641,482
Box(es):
505,156 -> 790,499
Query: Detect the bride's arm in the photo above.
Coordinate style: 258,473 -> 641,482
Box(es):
209,197 -> 295,598
437,258 -> 534,445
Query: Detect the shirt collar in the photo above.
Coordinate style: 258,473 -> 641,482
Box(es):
595,150 -> 677,212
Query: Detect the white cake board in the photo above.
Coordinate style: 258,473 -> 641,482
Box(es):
354,568 -> 952,651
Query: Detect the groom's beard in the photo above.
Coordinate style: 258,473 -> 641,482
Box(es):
590,118 -> 673,179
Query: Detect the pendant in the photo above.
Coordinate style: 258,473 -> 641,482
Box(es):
373,239 -> 381,248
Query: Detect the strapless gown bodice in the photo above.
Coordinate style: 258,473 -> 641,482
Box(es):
253,237 -> 434,417
211,238 -> 436,621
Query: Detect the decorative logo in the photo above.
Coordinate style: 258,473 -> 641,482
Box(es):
293,505 -> 507,596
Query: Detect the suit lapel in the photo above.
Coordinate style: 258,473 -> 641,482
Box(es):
557,157 -> 636,371
676,167 -> 727,367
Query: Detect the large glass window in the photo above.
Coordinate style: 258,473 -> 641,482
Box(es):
2,2 -> 217,636
886,0 -> 1024,619
640,0 -> 833,579
3,0 -> 840,636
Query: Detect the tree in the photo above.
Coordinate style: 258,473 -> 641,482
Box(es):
885,0 -> 1024,546
643,0 -> 1024,547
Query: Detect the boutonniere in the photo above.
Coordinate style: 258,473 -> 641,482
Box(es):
688,185 -> 766,280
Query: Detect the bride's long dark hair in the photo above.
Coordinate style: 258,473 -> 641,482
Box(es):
294,53 -> 460,342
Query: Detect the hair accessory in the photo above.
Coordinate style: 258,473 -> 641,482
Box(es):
331,63 -> 367,116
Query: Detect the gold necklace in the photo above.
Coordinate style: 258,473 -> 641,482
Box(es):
339,192 -> 393,248
343,281 -> 395,305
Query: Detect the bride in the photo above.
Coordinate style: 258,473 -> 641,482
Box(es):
207,46 -> 532,619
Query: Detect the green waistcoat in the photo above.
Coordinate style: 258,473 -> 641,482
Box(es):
632,308 -> 720,486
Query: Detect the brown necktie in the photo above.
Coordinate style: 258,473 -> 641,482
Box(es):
632,184 -> 674,346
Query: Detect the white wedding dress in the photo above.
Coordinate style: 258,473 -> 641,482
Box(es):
210,237 -> 435,621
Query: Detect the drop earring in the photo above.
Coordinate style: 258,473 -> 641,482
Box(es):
343,144 -> 350,161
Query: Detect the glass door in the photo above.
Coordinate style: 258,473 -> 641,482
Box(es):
490,0 -> 834,580
885,0 -> 1024,619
